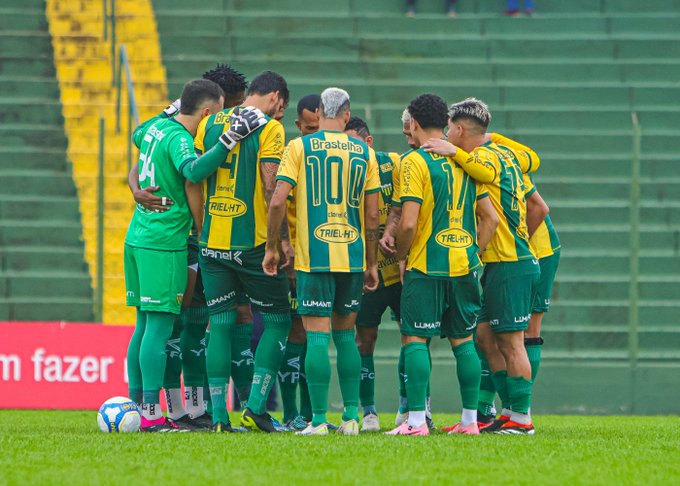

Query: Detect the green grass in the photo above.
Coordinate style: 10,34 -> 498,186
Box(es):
1,412 -> 679,485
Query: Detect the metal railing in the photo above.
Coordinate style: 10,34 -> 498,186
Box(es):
115,44 -> 141,171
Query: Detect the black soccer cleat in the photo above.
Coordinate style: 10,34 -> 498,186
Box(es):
241,408 -> 278,433
211,421 -> 235,433
141,417 -> 188,433
480,416 -> 510,434
190,412 -> 213,430
173,414 -> 209,431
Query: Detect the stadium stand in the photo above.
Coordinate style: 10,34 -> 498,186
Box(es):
45,0 -> 168,324
0,1 -> 93,321
149,0 -> 680,413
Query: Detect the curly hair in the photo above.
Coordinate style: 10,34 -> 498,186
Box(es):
407,94 -> 448,130
202,63 -> 248,101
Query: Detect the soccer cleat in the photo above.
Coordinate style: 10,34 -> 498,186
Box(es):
173,414 -> 210,431
395,411 -> 409,427
426,414 -> 436,430
325,421 -> 340,431
337,419 -> 360,436
496,420 -> 535,435
285,416 -> 310,431
270,416 -> 291,432
241,408 -> 278,433
140,416 -> 188,433
296,423 -> 329,436
210,421 -> 235,433
480,415 -> 510,434
360,413 -> 381,432
446,422 -> 480,435
190,412 -> 213,430
385,422 -> 429,436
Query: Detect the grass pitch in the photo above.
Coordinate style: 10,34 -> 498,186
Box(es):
1,411 -> 678,485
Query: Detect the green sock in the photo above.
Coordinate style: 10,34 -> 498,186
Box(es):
403,342 -> 430,412
203,330 -> 212,414
476,343 -> 496,416
206,310 -> 236,424
162,317 -> 183,390
507,376 -> 533,414
299,344 -> 312,420
525,337 -> 543,382
332,329 -> 361,422
278,340 -> 304,422
306,331 -> 331,426
426,338 -> 432,400
360,354 -> 376,415
452,341 -> 481,411
231,323 -> 254,402
180,306 -> 209,387
491,370 -> 511,412
398,346 -> 407,413
126,308 -> 147,404
140,311 -> 176,406
246,312 -> 291,415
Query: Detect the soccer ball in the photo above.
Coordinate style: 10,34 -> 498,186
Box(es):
97,396 -> 141,433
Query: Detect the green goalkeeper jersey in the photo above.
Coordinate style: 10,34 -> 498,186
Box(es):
125,117 -> 198,251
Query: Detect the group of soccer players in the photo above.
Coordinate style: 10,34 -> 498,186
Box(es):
123,63 -> 560,435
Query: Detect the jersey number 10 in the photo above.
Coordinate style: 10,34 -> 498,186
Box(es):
305,156 -> 367,208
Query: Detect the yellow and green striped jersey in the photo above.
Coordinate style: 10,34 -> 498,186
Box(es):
523,174 -> 561,258
373,149 -> 401,288
277,130 -> 381,273
451,134 -> 539,263
390,148 -> 414,208
400,149 -> 487,277
194,107 -> 285,250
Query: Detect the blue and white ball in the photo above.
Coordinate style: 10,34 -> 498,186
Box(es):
97,396 -> 141,433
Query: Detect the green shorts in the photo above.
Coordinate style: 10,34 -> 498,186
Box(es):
356,283 -> 402,328
478,259 -> 540,333
400,270 -> 481,339
198,244 -> 289,315
296,271 -> 363,317
533,250 -> 560,313
124,244 -> 187,315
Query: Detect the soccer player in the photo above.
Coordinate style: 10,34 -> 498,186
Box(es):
125,79 -> 226,432
127,64 -> 252,429
193,71 -> 293,433
263,87 -> 381,436
386,94 -> 498,436
342,116 -> 401,432
277,94 -> 320,430
423,98 -> 542,434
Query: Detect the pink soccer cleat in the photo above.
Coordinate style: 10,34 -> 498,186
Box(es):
385,422 -> 429,436
446,422 -> 480,435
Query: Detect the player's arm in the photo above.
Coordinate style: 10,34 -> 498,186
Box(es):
127,161 -> 173,212
396,201 -> 420,261
526,189 -> 549,238
422,138 -> 497,183
263,180 -> 294,276
185,180 -> 204,239
380,154 -> 402,256
364,191 -> 380,292
475,193 -> 498,254
489,132 -> 540,173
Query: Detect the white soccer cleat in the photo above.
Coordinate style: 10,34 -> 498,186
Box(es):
360,413 -> 381,432
337,419 -> 360,436
295,423 -> 329,436
395,411 -> 409,427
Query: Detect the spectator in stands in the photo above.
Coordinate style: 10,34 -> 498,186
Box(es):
406,0 -> 458,17
506,0 -> 534,16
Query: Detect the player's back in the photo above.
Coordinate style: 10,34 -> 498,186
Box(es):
473,141 -> 534,263
523,173 -> 561,258
195,107 -> 284,251
126,117 -> 194,251
279,130 -> 379,273
400,148 -> 484,277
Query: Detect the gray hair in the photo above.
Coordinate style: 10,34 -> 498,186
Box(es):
448,97 -> 491,130
401,107 -> 411,124
320,87 -> 350,118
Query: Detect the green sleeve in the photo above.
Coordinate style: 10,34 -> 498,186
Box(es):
180,142 -> 230,183
132,113 -> 166,149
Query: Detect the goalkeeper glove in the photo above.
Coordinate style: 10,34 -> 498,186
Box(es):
162,99 -> 181,118
218,106 -> 267,150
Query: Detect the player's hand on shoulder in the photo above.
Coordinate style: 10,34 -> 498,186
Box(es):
163,98 -> 181,118
422,138 -> 456,156
219,106 -> 268,150
134,186 -> 173,212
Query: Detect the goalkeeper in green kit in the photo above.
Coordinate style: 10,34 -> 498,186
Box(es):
124,78 -> 269,432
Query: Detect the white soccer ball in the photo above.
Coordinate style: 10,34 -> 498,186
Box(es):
97,396 -> 141,433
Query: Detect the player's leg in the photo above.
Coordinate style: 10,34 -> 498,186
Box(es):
239,246 -> 292,432
163,316 -> 186,421
279,315 -> 306,427
136,247 -> 188,432
387,272 -> 444,436
200,251 -> 239,431
526,250 -> 560,382
124,244 -> 144,405
231,299 -> 254,403
294,271 -> 334,435
442,273 -> 482,434
475,340 -> 497,426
